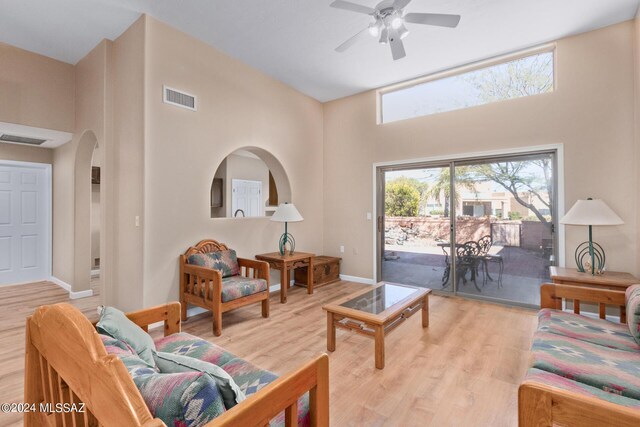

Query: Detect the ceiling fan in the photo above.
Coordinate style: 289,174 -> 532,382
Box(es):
331,0 -> 461,60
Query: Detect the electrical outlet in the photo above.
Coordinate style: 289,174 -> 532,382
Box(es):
340,245 -> 345,253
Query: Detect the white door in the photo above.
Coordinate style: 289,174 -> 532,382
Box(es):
0,162 -> 51,285
231,179 -> 263,217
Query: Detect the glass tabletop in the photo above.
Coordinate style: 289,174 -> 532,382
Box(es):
340,283 -> 419,315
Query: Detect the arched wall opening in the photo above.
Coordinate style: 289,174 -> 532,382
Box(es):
73,130 -> 100,294
210,146 -> 292,218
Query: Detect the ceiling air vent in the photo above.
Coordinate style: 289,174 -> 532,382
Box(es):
0,134 -> 47,145
163,86 -> 197,111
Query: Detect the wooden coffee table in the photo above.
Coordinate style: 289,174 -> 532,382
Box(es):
323,282 -> 431,369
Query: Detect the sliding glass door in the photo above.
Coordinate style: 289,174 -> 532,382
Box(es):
377,150 -> 557,307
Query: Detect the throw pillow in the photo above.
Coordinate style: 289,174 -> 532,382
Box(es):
187,250 -> 240,278
154,351 -> 246,410
96,306 -> 157,367
134,371 -> 226,426
626,285 -> 640,344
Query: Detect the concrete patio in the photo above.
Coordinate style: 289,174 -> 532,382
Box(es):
381,244 -> 551,306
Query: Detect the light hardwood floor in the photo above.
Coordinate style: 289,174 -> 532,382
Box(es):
0,280 -> 537,427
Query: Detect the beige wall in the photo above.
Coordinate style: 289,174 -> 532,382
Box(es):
142,17 -> 324,308
0,42 -> 75,132
110,16 -> 146,310
0,144 -> 52,164
324,21 -> 639,279
635,16 -> 640,278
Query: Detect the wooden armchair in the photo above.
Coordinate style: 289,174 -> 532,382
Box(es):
519,283 -> 640,427
180,239 -> 270,336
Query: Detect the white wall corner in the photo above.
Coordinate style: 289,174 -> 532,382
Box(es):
50,276 -> 94,299
340,274 -> 375,285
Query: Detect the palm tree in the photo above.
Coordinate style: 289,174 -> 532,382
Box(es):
427,167 -> 477,217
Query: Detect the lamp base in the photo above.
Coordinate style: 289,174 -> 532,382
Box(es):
278,232 -> 296,256
575,240 -> 605,275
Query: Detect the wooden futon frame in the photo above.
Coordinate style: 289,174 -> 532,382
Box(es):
519,283 -> 640,427
24,302 -> 329,426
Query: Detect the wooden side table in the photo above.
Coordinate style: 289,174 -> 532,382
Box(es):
549,266 -> 638,320
255,252 -> 315,303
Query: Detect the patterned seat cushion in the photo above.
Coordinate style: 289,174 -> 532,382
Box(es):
532,330 -> 640,399
187,250 -> 240,278
524,368 -> 640,408
626,285 -> 640,345
538,309 -> 640,352
221,276 -> 268,303
154,333 -> 310,426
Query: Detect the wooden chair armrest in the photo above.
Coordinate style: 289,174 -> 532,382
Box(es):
210,354 -> 329,427
238,258 -> 270,281
125,302 -> 182,336
519,380 -> 640,427
183,263 -> 223,281
540,283 -> 626,309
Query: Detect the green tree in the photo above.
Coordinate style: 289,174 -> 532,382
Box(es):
472,159 -> 553,225
385,178 -> 420,217
426,167 -> 476,217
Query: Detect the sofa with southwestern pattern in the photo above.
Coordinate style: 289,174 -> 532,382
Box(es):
519,283 -> 640,426
180,239 -> 270,336
24,302 -> 329,426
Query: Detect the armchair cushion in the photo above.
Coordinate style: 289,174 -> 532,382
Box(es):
626,285 -> 640,345
538,308 -> 640,352
221,276 -> 268,303
187,249 -> 240,278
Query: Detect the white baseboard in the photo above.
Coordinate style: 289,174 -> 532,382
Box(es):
70,289 -> 94,299
50,276 -> 94,300
91,269 -> 100,278
340,274 -> 375,285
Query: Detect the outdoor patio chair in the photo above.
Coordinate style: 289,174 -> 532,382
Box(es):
478,235 -> 504,288
455,241 -> 483,292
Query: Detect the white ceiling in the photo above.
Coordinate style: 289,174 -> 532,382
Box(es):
1,0 -> 639,102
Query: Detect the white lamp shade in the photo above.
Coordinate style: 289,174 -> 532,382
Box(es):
270,203 -> 303,223
560,199 -> 623,226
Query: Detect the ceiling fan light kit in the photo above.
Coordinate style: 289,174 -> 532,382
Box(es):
330,0 -> 461,60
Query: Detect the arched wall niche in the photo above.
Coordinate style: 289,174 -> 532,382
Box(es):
210,146 -> 292,218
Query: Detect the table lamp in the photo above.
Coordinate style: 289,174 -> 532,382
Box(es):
560,198 -> 623,275
271,202 -> 303,255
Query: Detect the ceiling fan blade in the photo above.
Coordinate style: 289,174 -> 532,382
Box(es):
335,27 -> 371,52
389,31 -> 406,60
330,0 -> 375,15
393,0 -> 412,10
404,13 -> 461,28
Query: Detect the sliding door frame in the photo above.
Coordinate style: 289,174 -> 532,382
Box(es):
373,144 -> 565,296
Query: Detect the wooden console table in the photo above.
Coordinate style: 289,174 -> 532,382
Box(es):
549,266 -> 638,290
549,266 -> 638,321
255,252 -> 315,304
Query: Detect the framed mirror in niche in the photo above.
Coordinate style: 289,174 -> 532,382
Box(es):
210,147 -> 292,219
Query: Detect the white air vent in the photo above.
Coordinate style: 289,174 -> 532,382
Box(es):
0,134 -> 47,145
163,86 -> 197,111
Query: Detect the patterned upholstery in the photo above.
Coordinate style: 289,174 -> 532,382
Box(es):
221,276 -> 268,303
532,330 -> 640,399
102,334 -> 226,426
524,368 -> 640,408
133,371 -> 226,426
187,250 -> 240,278
154,333 -> 310,426
538,308 -> 640,352
626,285 -> 640,345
